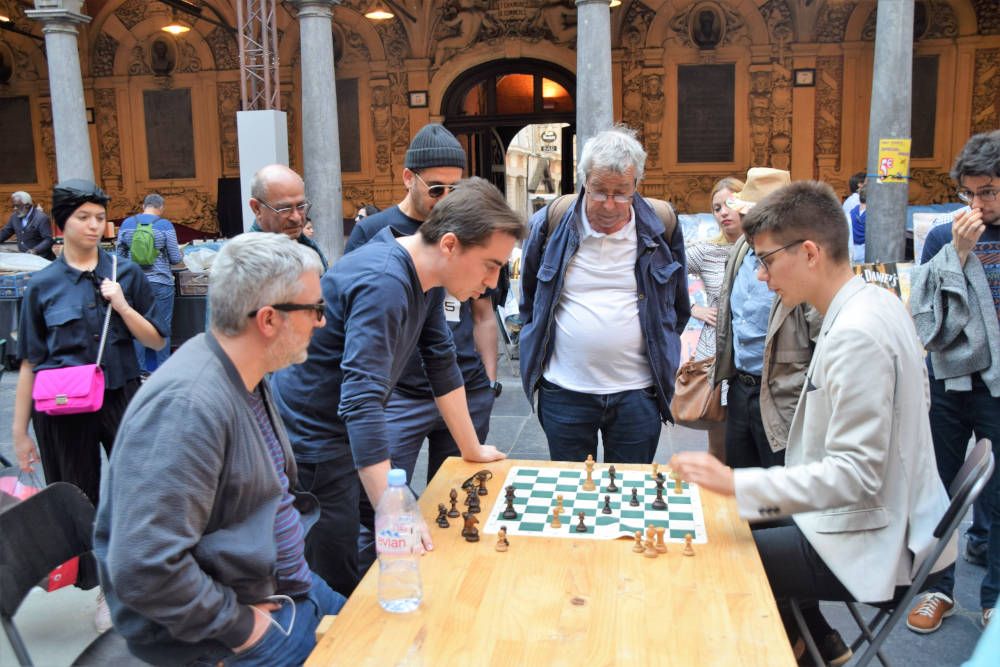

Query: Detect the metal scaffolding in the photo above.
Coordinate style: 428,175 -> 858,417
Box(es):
236,0 -> 281,110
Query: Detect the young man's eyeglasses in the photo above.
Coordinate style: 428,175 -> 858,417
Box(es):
248,301 -> 326,321
258,199 -> 311,217
956,188 -> 999,204
413,172 -> 457,199
752,239 -> 806,272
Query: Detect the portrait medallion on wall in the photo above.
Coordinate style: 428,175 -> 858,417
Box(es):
689,2 -> 725,51
149,37 -> 177,76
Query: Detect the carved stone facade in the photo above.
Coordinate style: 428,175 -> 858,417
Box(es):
2,0 -> 1000,225
815,56 -> 844,177
971,48 -> 1000,135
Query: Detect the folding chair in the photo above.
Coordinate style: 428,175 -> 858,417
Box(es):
793,438 -> 995,667
0,482 -> 147,666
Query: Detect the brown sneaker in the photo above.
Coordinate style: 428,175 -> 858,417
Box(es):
906,592 -> 955,633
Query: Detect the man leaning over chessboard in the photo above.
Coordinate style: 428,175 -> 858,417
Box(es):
672,181 -> 956,666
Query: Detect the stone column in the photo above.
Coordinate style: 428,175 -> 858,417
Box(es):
864,0 -> 914,263
575,0 -> 614,171
290,0 -> 343,262
26,0 -> 93,182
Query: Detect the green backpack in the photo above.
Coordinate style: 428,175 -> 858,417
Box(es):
130,220 -> 158,267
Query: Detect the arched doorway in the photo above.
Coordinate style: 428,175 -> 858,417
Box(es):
441,59 -> 576,199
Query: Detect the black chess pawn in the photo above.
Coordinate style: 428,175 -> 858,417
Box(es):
501,490 -> 518,520
447,488 -> 461,518
630,487 -> 640,507
505,484 -> 516,501
468,488 -> 481,514
436,503 -> 450,528
575,511 -> 588,532
607,465 -> 619,493
602,495 -> 613,514
652,484 -> 667,511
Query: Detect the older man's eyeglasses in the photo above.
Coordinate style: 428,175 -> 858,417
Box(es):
258,199 -> 311,217
248,300 -> 326,321
956,188 -> 999,204
413,172 -> 457,199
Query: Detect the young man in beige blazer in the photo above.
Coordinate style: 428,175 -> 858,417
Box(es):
673,181 -> 956,665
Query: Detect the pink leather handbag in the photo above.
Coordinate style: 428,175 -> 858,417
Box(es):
32,256 -> 116,416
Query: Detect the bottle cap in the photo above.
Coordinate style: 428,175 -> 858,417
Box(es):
387,468 -> 407,486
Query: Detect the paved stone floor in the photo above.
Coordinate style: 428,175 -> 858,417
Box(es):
0,354 -> 987,665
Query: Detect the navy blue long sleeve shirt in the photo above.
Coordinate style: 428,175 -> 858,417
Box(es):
270,227 -> 463,467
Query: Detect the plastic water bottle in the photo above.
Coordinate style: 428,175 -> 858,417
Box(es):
375,469 -> 423,613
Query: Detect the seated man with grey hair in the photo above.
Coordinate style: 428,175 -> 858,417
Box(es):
519,126 -> 690,464
1,190 -> 54,259
94,233 -> 345,665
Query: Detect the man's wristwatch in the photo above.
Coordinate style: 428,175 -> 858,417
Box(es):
490,380 -> 503,397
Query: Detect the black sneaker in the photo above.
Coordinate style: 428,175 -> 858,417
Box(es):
796,630 -> 853,667
965,539 -> 988,567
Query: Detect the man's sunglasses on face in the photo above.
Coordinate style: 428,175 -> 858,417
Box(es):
413,172 -> 457,199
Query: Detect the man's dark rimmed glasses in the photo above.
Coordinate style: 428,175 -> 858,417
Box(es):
258,199 -> 311,217
413,172 -> 457,199
248,301 -> 326,320
956,188 -> 999,204
752,239 -> 806,272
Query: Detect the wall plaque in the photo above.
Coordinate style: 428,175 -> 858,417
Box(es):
677,64 -> 734,164
0,96 -> 38,184
144,88 -> 196,179
338,78 -> 361,173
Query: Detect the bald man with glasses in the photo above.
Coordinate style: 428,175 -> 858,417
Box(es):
248,164 -> 327,270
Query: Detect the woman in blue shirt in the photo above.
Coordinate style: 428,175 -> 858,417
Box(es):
11,180 -> 166,508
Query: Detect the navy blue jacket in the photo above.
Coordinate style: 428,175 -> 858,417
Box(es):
270,227 -> 463,467
518,192 -> 690,422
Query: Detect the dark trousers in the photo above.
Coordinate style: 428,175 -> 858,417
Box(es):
32,379 -> 139,507
925,376 -> 1000,609
357,386 -> 496,573
724,378 -> 785,469
753,520 -> 852,640
296,455 -> 361,598
537,378 -> 662,464
134,281 -> 175,372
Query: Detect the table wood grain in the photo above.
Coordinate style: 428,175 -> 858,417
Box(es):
307,458 -> 795,667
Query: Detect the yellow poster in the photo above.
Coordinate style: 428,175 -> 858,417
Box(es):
877,138 -> 912,183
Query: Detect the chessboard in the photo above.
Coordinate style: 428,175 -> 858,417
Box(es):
481,465 -> 708,543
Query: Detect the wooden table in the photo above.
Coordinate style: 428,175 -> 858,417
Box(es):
307,458 -> 795,667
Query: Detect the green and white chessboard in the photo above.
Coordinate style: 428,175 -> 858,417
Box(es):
482,466 -> 708,543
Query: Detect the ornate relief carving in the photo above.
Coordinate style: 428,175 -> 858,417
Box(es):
115,0 -> 149,30
342,27 -> 371,64
861,7 -> 877,41
94,88 -> 124,193
645,175 -> 720,213
971,48 -> 1000,135
668,1 -> 745,50
128,45 -> 152,76
176,40 -> 202,74
747,63 -> 792,169
93,33 -> 119,77
909,168 -> 955,205
759,0 -> 793,45
344,184 -> 375,209
10,43 -> 40,81
374,19 -> 409,70
815,1 -> 856,43
37,101 -> 57,186
923,0 -> 959,39
620,2 -> 658,161
388,72 -> 411,170
158,187 -> 219,234
642,75 -> 665,167
371,83 -> 392,174
814,56 -> 843,175
973,0 -> 1000,35
217,82 -> 241,175
206,27 -> 240,70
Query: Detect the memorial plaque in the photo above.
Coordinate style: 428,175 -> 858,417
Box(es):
337,78 -> 361,173
677,64 -> 734,164
144,88 -> 196,179
911,55 -> 938,159
0,96 -> 37,184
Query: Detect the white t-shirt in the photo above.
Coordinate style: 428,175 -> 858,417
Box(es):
543,206 -> 653,393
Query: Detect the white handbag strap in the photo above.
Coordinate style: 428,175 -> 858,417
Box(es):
95,254 -> 117,367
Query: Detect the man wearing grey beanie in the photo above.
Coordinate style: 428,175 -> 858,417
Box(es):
345,124 -> 502,575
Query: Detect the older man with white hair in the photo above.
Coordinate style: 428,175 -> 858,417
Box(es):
519,126 -> 690,464
1,191 -> 54,259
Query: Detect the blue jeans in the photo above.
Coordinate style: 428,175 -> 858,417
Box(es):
925,376 -> 1000,610
537,378 -> 662,463
134,281 -> 175,372
223,572 -> 346,667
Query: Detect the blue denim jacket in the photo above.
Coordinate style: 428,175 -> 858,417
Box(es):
518,192 -> 690,421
